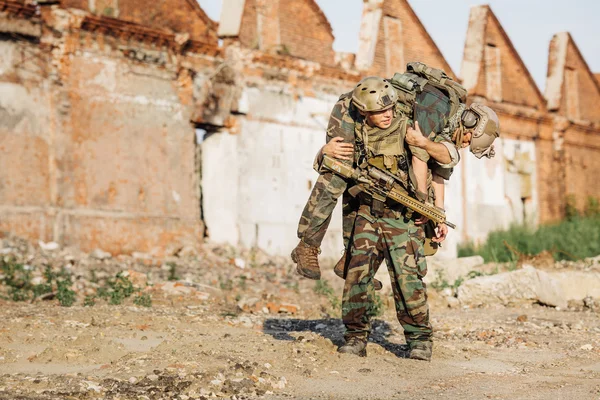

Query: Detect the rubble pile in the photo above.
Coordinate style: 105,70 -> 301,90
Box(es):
0,235 -> 332,318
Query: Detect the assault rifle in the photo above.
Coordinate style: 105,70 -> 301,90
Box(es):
321,155 -> 456,229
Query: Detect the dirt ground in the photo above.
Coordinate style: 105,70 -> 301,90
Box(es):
0,239 -> 599,400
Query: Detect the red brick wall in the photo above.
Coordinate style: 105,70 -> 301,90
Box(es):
559,43 -> 600,122
278,0 -> 334,65
61,0 -> 217,43
563,126 -> 600,211
365,0 -> 454,78
482,13 -> 544,109
535,118 -> 568,223
238,0 -> 258,49
237,0 -> 335,65
379,0 -> 454,77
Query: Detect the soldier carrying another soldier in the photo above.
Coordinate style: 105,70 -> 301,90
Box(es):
292,63 -> 500,288
291,65 -> 500,361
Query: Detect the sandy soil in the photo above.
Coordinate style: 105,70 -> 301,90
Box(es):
0,240 -> 599,399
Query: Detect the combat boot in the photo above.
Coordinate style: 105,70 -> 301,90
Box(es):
333,250 -> 383,291
291,240 -> 321,280
337,337 -> 367,357
409,341 -> 432,361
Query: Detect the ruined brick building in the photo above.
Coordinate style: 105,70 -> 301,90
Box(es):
1,0 -> 599,258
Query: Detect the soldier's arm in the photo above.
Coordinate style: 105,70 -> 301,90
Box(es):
412,156 -> 429,201
314,93 -> 356,172
406,121 -> 455,165
431,173 -> 448,242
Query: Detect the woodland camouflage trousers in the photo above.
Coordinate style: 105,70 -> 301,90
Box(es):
296,172 -> 357,249
342,206 -> 432,346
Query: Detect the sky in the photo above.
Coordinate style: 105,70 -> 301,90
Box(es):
197,0 -> 600,91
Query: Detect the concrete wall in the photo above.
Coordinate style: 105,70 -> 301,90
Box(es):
458,138 -> 537,245
201,85 -> 345,259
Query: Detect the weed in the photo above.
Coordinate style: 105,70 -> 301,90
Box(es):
105,272 -> 136,305
314,280 -> 341,313
89,270 -> 98,284
430,271 -> 450,291
585,196 -> 600,217
219,277 -> 234,291
467,270 -> 484,279
238,275 -> 247,290
313,279 -> 335,297
457,215 -> 600,263
565,194 -> 579,220
1,259 -> 73,305
167,263 -> 179,281
84,295 -> 96,307
452,276 -> 464,290
57,278 -> 75,307
133,293 -> 152,308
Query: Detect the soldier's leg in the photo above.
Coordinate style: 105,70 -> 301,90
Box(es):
341,215 -> 385,345
333,192 -> 357,278
296,172 -> 346,247
334,193 -> 384,290
341,191 -> 358,249
381,217 -> 432,356
293,172 -> 347,280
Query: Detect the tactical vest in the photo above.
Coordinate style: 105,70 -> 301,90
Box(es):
354,108 -> 412,189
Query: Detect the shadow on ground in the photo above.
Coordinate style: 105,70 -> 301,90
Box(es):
263,318 -> 409,358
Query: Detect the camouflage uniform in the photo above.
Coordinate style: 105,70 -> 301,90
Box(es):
343,206 -> 430,346
340,110 -> 431,349
296,92 -> 356,248
297,83 -> 459,249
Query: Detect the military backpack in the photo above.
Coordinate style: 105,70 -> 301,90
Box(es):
389,62 -> 468,137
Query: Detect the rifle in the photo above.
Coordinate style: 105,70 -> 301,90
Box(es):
321,155 -> 456,229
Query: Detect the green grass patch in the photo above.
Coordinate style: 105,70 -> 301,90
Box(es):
458,215 -> 600,263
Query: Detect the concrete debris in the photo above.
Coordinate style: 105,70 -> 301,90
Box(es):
38,241 -> 60,251
457,265 -> 600,308
426,256 -> 485,286
91,249 -> 112,260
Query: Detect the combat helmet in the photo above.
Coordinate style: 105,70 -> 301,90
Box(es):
351,77 -> 398,113
460,103 -> 500,159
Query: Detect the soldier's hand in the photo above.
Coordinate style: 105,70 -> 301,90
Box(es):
415,214 -> 429,225
323,137 -> 353,161
432,223 -> 448,243
406,121 -> 429,148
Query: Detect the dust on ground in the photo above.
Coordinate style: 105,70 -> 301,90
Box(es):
0,237 -> 599,400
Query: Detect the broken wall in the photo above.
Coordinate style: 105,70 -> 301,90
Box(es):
357,0 -> 455,78
61,0 -> 218,43
0,2 -> 213,255
231,0 -> 335,65
200,48 -> 359,258
2,0 -> 600,259
0,2 -> 52,240
545,32 -> 600,217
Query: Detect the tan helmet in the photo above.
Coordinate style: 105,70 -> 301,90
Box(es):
351,76 -> 398,113
460,103 -> 500,159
